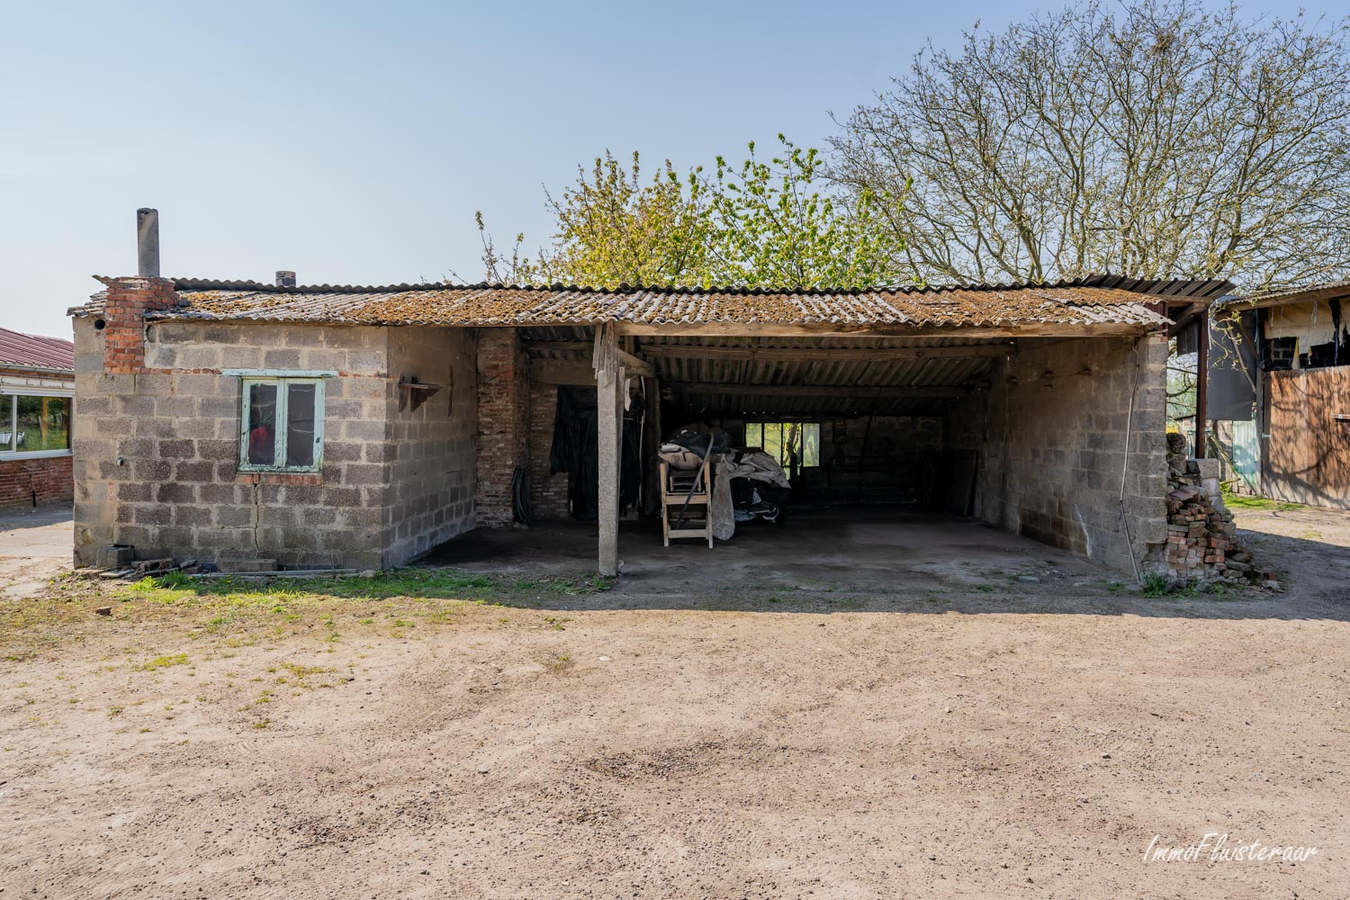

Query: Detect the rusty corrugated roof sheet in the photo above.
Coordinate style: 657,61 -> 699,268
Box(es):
70,277 -> 1174,331
1217,280 -> 1350,311
0,326 -> 74,371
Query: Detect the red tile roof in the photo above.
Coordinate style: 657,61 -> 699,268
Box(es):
0,326 -> 75,371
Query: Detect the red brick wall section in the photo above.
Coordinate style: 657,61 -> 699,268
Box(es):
0,455 -> 73,509
528,383 -> 570,519
475,329 -> 530,526
101,277 -> 178,373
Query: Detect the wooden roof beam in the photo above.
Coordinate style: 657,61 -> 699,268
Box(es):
638,344 -> 1011,361
523,340 -> 653,376
615,322 -> 1150,339
668,383 -> 969,399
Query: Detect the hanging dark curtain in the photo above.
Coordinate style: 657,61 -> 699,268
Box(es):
551,387 -> 599,521
621,391 -> 644,514
549,385 -> 644,522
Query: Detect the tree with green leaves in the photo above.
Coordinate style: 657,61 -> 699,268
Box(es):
473,136 -> 908,288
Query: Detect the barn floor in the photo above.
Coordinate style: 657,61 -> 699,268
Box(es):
419,505 -> 1113,595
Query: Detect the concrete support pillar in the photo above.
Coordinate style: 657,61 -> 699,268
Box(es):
595,325 -> 621,576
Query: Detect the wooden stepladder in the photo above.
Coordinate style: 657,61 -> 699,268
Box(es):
660,453 -> 714,548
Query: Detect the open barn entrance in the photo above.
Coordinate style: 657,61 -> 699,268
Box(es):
646,335 -> 1008,515
518,324 -> 1167,579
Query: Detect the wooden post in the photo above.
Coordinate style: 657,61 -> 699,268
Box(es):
594,325 -> 621,576
1195,310 -> 1209,458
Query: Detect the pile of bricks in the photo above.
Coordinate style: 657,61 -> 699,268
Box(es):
1162,433 -> 1273,585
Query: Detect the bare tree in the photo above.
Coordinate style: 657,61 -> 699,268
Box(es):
829,0 -> 1350,290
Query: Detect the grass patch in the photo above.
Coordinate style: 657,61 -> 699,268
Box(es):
125,567 -> 608,609
140,653 -> 188,671
1221,487 -> 1303,512
2,567 -> 613,660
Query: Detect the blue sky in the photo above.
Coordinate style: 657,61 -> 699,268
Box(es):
0,0 -> 1337,338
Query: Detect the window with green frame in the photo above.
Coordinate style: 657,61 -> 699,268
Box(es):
743,421 -> 820,477
238,377 -> 325,472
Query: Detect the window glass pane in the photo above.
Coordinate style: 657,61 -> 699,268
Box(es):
745,422 -> 762,449
1,396 -> 14,451
285,383 -> 316,468
803,423 -> 820,467
247,383 -> 278,466
764,423 -> 783,464
15,396 -> 70,452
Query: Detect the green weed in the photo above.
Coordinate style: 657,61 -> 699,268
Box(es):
140,653 -> 188,671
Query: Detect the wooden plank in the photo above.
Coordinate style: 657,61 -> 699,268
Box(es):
1262,366 -> 1350,509
1195,309 -> 1209,457
616,322 -> 1150,339
669,383 -> 967,399
638,344 -> 1011,361
526,342 -> 654,376
616,347 -> 655,377
524,340 -> 593,354
530,358 -> 596,386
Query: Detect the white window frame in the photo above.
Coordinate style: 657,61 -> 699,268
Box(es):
236,375 -> 327,474
0,387 -> 74,460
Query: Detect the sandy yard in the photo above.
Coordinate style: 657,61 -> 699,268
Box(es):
0,505 -> 73,603
1,502 -> 1348,898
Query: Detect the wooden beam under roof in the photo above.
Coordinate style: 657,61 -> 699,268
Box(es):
523,340 -> 593,354
524,340 -> 653,376
668,383 -> 968,399
637,343 -> 1011,361
614,322 -> 1151,339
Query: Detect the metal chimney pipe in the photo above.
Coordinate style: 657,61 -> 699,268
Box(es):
275,270 -> 297,288
136,208 -> 160,277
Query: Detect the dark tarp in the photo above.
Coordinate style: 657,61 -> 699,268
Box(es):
549,386 -> 644,521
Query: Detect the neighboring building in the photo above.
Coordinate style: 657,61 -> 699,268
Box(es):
0,327 -> 75,510
1213,282 -> 1350,509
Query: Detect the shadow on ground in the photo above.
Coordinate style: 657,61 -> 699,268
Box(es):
145,506 -> 1348,622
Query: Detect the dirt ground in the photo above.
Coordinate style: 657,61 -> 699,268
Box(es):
2,504 -> 1348,898
0,505 -> 73,602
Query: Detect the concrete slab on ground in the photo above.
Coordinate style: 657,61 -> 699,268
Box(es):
0,504 -> 73,600
420,506 -> 1115,597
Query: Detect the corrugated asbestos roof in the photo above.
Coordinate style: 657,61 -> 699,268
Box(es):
1217,280 -> 1350,310
70,276 -> 1175,331
0,326 -> 74,371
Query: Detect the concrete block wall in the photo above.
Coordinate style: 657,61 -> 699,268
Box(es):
528,383 -> 569,519
944,334 -> 1169,574
71,283 -> 487,571
384,327 -> 477,565
474,329 -> 530,526
73,317 -> 397,570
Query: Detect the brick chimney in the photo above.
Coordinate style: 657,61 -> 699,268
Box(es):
101,209 -> 178,373
102,278 -> 177,373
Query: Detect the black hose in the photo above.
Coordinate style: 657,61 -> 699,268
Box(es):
512,466 -> 531,525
